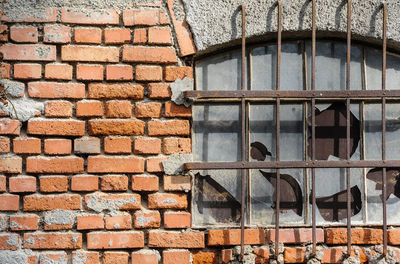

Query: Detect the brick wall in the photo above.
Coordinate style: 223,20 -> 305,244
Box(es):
0,1 -> 399,264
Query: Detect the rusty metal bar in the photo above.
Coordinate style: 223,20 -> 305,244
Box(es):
240,4 -> 246,260
382,2 -> 388,256
275,1 -> 282,258
346,0 -> 352,256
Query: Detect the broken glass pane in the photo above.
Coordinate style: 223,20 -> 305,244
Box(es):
366,49 -> 400,90
251,43 -> 303,91
364,104 -> 382,160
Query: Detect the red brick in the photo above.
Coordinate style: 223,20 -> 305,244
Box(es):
23,232 -> 82,249
105,214 -> 132,230
40,176 -> 68,193
164,211 -> 191,229
163,250 -> 191,264
75,27 -> 102,43
208,229 -> 265,246
0,194 -> 19,211
44,25 -> 71,43
193,251 -> 218,264
163,137 -> 191,154
148,83 -> 171,99
87,232 -> 144,249
76,64 -> 104,80
77,215 -> 104,230
133,211 -> 161,228
105,100 -> 132,118
76,100 -> 104,117
28,82 -> 85,99
43,210 -> 74,230
388,229 -> 400,245
0,137 -> 10,153
122,46 -> 177,64
165,102 -> 192,117
267,228 -> 324,244
101,175 -> 129,191
105,65 -> 133,81
0,234 -> 20,250
74,137 -> 101,154
1,63 -> 10,79
133,28 -> 147,44
135,65 -> 163,81
10,26 -> 38,43
87,156 -> 144,173
0,119 -> 21,135
62,8 -> 119,24
103,252 -> 129,264
28,119 -> 85,136
0,215 -> 6,231
0,44 -> 56,61
146,157 -> 166,172
148,27 -> 172,45
10,215 -> 39,231
9,176 -> 36,193
0,176 -> 5,192
88,83 -> 144,99
148,193 -> 187,209
0,156 -> 22,173
0,25 -> 7,42
123,9 -> 169,26
71,175 -> 99,192
164,66 -> 192,81
85,193 -> 141,211
45,100 -> 73,117
321,247 -> 362,263
325,228 -> 383,245
23,194 -> 81,211
284,247 -> 306,263
105,28 -> 131,44
134,137 -> 161,154
254,247 -> 270,264
72,251 -> 100,264
13,63 -> 42,79
45,63 -> 73,80
221,249 -> 233,264
135,102 -> 162,118
104,136 -> 132,154
148,120 -> 190,136
131,175 -> 159,192
88,119 -> 144,136
62,45 -> 119,62
40,252 -> 68,263
2,7 -> 57,23
13,137 -> 41,154
26,156 -> 84,174
131,250 -> 158,264
148,231 -> 204,248
44,139 -> 71,155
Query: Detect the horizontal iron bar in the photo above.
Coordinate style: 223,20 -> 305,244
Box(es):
184,90 -> 400,100
184,160 -> 400,170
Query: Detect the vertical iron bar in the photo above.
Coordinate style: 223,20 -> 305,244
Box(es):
240,4 -> 246,260
346,0 -> 352,256
382,2 -> 388,256
275,1 -> 282,259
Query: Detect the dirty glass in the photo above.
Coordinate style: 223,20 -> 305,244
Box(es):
366,49 -> 400,90
364,104 -> 382,160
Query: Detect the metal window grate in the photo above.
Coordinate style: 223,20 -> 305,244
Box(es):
184,0 -> 390,259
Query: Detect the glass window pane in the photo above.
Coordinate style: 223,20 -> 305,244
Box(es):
366,49 -> 400,90
280,104 -> 303,161
364,104 -> 382,160
386,103 -> 400,159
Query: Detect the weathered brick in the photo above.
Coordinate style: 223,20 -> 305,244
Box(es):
44,25 -> 71,43
88,119 -> 144,136
208,229 -> 265,246
325,228 -> 383,245
105,28 -> 131,44
221,250 -> 234,264
164,175 -> 191,192
163,137 -> 191,154
0,234 -> 20,250
106,65 -> 133,81
267,228 -> 324,244
87,156 -> 145,173
40,252 -> 68,263
148,27 -> 172,45
146,157 -> 165,173
88,83 -> 144,99
2,7 -> 57,23
0,156 -> 22,173
388,229 -> 400,245
123,9 -> 169,26
148,193 -> 187,209
26,156 -> 84,174
87,232 -> 144,249
23,232 -> 82,249
72,251 -> 99,264
44,139 -> 72,155
0,119 -> 21,135
148,231 -> 205,248
74,27 -> 102,43
74,137 -> 101,154
23,194 -> 81,211
163,250 -> 191,264
105,214 -> 132,230
9,176 -> 36,193
131,175 -> 159,192
40,176 -> 68,193
165,102 -> 192,118
148,83 -> 171,99
13,137 -> 41,154
0,137 -> 9,153
9,215 -> 39,231
134,102 -> 162,118
133,28 -> 147,44
1,63 -> 10,79
28,119 -> 85,136
76,64 -> 104,81
104,136 -> 132,154
71,175 -> 99,192
45,100 -> 73,117
62,45 -> 119,62
122,46 -> 177,64
0,194 -> 19,211
0,44 -> 56,61
321,247 -> 360,263
164,211 -> 191,229
165,67 -> 193,82
133,211 -> 161,228
45,63 -> 73,80
0,25 -> 7,42
105,100 -> 132,118
284,247 -> 306,263
254,247 -> 270,264
134,137 -> 161,154
85,193 -> 141,211
131,250 -> 159,264
101,175 -> 129,191
10,26 -> 38,43
103,252 -> 129,264
135,65 -> 163,81
13,63 -> 42,79
76,100 -> 104,117
148,120 -> 190,136
28,82 -> 85,99
192,251 -> 218,264
77,215 -> 104,230
0,176 -> 5,192
43,210 -> 74,230
62,8 -> 119,25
